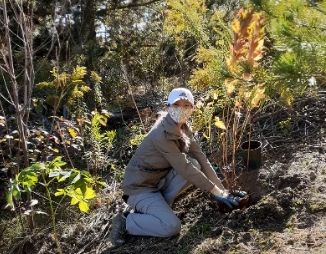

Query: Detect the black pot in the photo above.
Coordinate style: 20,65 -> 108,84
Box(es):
241,140 -> 262,170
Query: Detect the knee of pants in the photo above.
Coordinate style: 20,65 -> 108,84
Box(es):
162,217 -> 181,237
188,157 -> 201,170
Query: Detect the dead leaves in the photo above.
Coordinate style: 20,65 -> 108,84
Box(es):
227,8 -> 266,73
223,8 -> 267,109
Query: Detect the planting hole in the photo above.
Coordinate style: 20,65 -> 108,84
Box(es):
241,140 -> 261,150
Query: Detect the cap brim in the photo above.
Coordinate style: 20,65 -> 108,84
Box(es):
170,97 -> 193,105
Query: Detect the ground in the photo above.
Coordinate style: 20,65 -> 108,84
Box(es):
1,95 -> 326,254
110,143 -> 326,254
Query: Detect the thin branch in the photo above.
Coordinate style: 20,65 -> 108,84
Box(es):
1,0 -> 32,167
3,1 -> 19,104
0,98 -> 13,160
121,63 -> 146,132
0,18 -> 25,42
56,121 -> 75,168
0,64 -> 14,104
0,92 -> 14,106
110,0 -> 162,10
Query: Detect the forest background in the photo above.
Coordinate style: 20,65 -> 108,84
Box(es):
0,0 -> 325,253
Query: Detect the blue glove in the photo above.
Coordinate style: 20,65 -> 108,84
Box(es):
231,190 -> 247,198
213,193 -> 240,209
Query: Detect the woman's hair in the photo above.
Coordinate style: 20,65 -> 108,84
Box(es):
180,129 -> 191,153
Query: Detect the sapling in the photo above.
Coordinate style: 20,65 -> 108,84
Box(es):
215,8 -> 266,190
6,156 -> 106,254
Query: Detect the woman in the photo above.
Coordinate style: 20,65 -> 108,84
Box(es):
110,87 -> 245,245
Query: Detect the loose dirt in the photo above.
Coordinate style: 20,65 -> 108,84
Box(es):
1,95 -> 325,254
21,137 -> 325,254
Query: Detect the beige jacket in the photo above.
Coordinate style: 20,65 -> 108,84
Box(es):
122,112 -> 224,195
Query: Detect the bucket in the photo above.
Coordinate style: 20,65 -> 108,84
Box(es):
241,140 -> 262,170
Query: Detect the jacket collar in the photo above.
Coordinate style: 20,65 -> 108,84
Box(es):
161,112 -> 187,140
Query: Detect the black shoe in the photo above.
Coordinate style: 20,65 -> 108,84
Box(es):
109,212 -> 127,246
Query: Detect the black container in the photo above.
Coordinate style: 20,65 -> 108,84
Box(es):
241,140 -> 262,170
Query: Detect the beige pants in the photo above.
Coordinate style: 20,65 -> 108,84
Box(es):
125,158 -> 199,237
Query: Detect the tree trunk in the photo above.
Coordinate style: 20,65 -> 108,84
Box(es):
81,0 -> 97,70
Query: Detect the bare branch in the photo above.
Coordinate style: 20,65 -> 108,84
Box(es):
121,62 -> 146,132
0,92 -> 14,105
113,0 -> 162,9
96,0 -> 162,15
0,0 -> 34,167
0,19 -> 25,42
0,70 -> 14,104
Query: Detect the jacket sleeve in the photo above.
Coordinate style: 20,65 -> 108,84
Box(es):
188,138 -> 226,191
151,135 -> 214,192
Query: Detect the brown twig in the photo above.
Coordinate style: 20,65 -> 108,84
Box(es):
55,121 -> 75,168
121,63 -> 146,132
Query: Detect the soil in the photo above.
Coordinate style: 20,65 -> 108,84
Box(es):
5,129 -> 324,254
1,95 -> 326,254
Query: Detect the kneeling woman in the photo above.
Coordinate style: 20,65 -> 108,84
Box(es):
110,87 -> 243,245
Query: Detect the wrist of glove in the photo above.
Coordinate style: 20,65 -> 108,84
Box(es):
210,185 -> 227,196
211,186 -> 248,210
213,192 -> 240,209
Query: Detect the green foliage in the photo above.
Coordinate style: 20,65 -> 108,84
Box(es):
89,111 -> 116,146
91,70 -> 106,108
260,0 -> 326,103
84,111 -> 117,174
192,8 -> 267,126
167,0 -> 326,107
96,3 -> 166,107
165,0 -> 209,44
181,7 -> 268,189
165,0 -> 231,90
35,66 -> 91,114
192,100 -> 216,137
190,46 -> 227,90
129,125 -> 146,146
278,117 -> 292,135
53,169 -> 104,213
6,156 -> 105,213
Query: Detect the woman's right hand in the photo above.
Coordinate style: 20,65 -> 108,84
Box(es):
210,185 -> 240,209
212,192 -> 239,209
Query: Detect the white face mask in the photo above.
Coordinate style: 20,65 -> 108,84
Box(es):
168,107 -> 193,123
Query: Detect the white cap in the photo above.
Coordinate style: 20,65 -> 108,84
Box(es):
167,87 -> 194,106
